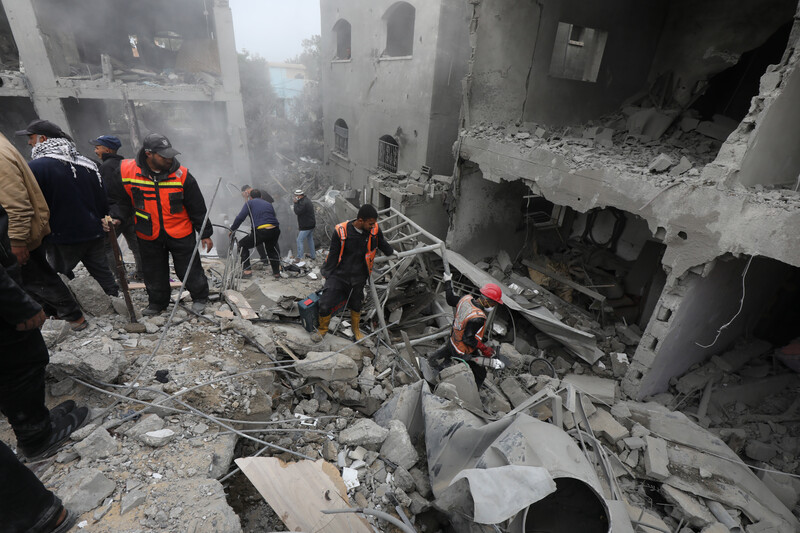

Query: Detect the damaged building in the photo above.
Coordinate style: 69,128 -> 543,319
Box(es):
0,0 -> 250,180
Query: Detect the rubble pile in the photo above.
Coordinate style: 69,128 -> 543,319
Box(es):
3,240 -> 799,532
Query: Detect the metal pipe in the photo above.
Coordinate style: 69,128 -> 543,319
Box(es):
321,508 -> 417,533
393,329 -> 449,348
706,501 -> 742,532
388,231 -> 423,245
374,243 -> 442,263
368,276 -> 393,347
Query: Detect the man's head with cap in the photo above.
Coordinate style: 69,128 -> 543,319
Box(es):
90,135 -> 122,159
142,133 -> 180,172
15,119 -> 69,147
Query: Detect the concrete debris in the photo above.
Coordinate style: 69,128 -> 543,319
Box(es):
140,428 -> 176,447
562,373 -> 617,404
660,485 -> 716,527
649,153 -> 675,173
339,419 -> 390,446
643,436 -> 671,481
73,428 -> 120,462
295,351 -> 358,381
58,468 -> 116,515
379,420 -> 419,470
68,275 -> 114,316
48,345 -> 127,383
41,319 -> 71,348
120,490 -> 147,515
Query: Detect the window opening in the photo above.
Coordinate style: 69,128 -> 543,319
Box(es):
334,119 -> 349,156
378,135 -> 399,172
333,19 -> 352,60
384,2 -> 415,57
549,22 -> 608,82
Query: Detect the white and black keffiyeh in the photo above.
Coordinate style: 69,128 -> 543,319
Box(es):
31,137 -> 101,182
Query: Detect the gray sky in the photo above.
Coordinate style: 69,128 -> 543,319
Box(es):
229,0 -> 321,62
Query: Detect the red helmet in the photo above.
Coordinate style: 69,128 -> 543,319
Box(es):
480,283 -> 503,305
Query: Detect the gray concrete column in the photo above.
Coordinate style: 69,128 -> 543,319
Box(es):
213,0 -> 251,182
2,0 -> 70,135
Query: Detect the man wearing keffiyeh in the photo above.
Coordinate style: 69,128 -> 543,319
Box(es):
15,120 -> 119,298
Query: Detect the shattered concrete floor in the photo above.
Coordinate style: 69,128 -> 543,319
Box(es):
4,249 -> 800,532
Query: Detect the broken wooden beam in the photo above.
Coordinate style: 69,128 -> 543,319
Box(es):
522,259 -> 606,303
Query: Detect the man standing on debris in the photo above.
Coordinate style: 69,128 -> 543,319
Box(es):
0,131 -> 87,331
315,204 -> 395,341
0,203 -> 88,533
429,274 -> 504,387
293,189 -> 316,261
230,188 -> 281,279
91,134 -> 143,281
16,120 -> 119,298
104,133 -> 213,315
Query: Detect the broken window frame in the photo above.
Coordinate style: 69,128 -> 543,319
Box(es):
334,119 -> 349,157
377,135 -> 399,172
548,22 -> 608,83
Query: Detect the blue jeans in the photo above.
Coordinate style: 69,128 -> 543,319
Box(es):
297,229 -> 315,259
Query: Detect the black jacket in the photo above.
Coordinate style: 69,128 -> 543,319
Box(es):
321,220 -> 394,284
293,196 -> 316,230
98,152 -> 124,185
0,205 -> 42,330
107,149 -> 213,240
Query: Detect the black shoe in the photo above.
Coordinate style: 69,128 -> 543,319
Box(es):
49,400 -> 76,419
142,304 -> 167,316
22,406 -> 89,462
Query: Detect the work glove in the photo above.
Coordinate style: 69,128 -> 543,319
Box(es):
443,272 -> 452,282
477,341 -> 495,358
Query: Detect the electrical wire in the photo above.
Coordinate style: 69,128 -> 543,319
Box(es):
695,256 -> 754,349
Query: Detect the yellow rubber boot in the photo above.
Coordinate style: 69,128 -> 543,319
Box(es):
312,314 -> 331,342
350,310 -> 365,341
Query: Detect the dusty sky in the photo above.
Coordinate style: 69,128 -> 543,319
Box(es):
228,0 -> 322,62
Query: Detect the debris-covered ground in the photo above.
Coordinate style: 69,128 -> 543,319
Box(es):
4,199 -> 800,532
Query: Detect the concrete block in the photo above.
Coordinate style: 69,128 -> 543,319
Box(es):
296,351 -> 358,381
437,363 -> 482,411
59,468 -> 116,515
679,116 -> 700,132
670,156 -> 693,176
760,71 -> 782,93
379,420 -> 418,470
499,377 -> 530,408
339,419 -> 389,446
643,436 -> 670,480
624,449 -> 639,468
596,128 -> 614,148
562,374 -> 616,404
610,352 -> 630,378
757,469 -> 799,509
648,153 -> 675,173
661,485 -> 715,527
588,408 -> 629,443
73,428 -> 119,461
496,249 -> 513,273
745,441 -> 778,462
700,524 -> 730,533
623,436 -> 646,450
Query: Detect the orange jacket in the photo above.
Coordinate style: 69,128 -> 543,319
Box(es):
450,295 -> 487,356
119,159 -> 193,241
333,221 -> 380,275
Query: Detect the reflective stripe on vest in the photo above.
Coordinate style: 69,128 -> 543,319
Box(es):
119,159 -> 193,241
450,295 -> 487,355
333,221 -> 380,275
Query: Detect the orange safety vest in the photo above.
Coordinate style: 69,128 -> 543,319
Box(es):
333,220 -> 380,275
450,295 -> 487,356
119,159 -> 194,241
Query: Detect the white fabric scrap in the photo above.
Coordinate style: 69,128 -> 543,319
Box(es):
450,465 -> 556,524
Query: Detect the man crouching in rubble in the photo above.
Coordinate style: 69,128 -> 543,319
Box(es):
0,204 -> 88,533
429,274 -> 504,387
314,204 -> 394,341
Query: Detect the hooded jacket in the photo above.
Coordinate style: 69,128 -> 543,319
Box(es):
0,133 -> 50,250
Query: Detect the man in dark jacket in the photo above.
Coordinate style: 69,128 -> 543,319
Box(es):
0,203 -> 88,532
16,120 -> 119,297
315,204 -> 394,341
105,133 -> 213,315
91,135 -> 143,281
293,189 -> 316,260
230,189 -> 281,278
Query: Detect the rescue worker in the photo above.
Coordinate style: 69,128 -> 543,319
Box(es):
428,273 -> 504,387
315,204 -> 394,341
104,133 -> 213,315
90,135 -> 143,281
229,188 -> 281,278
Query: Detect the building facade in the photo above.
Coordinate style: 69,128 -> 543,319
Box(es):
0,0 -> 250,182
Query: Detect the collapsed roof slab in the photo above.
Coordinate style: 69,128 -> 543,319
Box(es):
457,135 -> 800,276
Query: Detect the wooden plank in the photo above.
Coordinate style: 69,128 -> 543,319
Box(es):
274,337 -> 299,361
522,259 -> 606,302
236,457 -> 372,533
128,281 -> 182,290
224,289 -> 258,320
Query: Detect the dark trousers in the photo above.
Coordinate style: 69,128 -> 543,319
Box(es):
429,342 -> 488,388
104,220 -> 143,281
20,247 -> 83,322
319,276 -> 365,315
138,233 -> 209,307
0,440 -> 61,533
240,227 -> 280,274
0,328 -> 61,532
53,238 -> 119,297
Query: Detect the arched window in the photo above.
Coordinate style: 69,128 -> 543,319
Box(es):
383,2 -> 415,57
333,19 -> 352,60
378,135 -> 399,172
334,119 -> 349,156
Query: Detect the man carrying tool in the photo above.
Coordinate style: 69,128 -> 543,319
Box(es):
314,204 -> 395,341
91,134 -> 143,282
428,274 -> 505,388
104,133 -> 213,316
